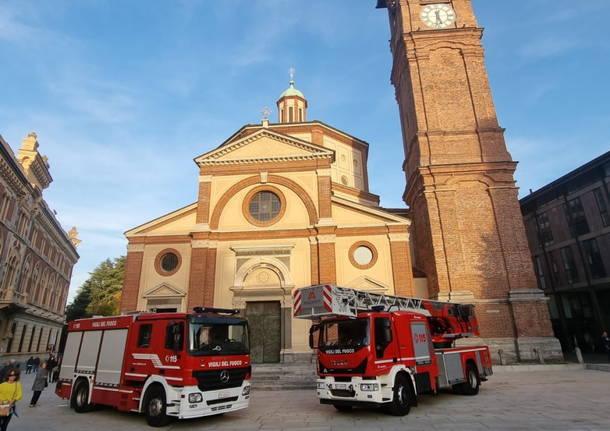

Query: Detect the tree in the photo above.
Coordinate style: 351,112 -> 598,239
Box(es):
66,256 -> 125,321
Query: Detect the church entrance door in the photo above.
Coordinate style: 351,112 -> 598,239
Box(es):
246,301 -> 281,363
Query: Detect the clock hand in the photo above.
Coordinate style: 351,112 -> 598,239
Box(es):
435,10 -> 442,25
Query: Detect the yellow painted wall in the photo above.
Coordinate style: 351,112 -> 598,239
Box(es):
136,243 -> 192,312
217,136 -> 313,160
323,136 -> 364,190
331,203 -> 391,227
335,235 -> 395,294
148,211 -> 197,234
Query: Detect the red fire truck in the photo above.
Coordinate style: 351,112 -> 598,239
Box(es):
293,285 -> 493,415
55,307 -> 251,427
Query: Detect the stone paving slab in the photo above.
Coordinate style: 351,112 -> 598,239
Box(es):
9,368 -> 610,431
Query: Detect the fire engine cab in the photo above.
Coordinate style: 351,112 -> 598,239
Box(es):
293,285 -> 493,416
56,307 -> 251,427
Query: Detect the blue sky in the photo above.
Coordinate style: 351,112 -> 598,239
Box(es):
1,0 -> 609,301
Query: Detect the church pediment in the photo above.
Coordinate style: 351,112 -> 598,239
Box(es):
143,283 -> 186,298
125,203 -> 197,236
332,196 -> 411,225
195,129 -> 334,166
345,276 -> 389,293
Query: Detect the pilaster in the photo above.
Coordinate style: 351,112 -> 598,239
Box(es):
120,245 -> 144,312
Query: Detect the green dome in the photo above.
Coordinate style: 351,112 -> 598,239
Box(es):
279,80 -> 304,99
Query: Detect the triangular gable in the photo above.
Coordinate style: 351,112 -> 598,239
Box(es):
194,129 -> 334,165
125,203 -> 197,236
345,276 -> 389,293
143,283 -> 186,298
332,196 -> 411,225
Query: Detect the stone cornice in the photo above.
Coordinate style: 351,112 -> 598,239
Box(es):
0,153 -> 29,198
195,129 -> 334,166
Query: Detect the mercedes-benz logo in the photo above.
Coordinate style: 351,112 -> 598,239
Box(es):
219,370 -> 230,384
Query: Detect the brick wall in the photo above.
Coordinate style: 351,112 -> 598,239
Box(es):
120,251 -> 143,312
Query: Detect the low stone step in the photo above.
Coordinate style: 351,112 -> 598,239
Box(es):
250,363 -> 317,390
252,383 -> 316,391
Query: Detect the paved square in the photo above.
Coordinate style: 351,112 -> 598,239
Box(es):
10,368 -> 610,430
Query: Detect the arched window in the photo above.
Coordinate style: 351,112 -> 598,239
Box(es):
29,265 -> 40,302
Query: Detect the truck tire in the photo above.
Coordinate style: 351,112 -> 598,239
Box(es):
71,379 -> 93,413
385,374 -> 415,416
333,404 -> 353,412
143,385 -> 171,427
457,363 -> 480,396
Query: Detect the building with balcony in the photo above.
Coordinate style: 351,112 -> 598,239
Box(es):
0,132 -> 79,361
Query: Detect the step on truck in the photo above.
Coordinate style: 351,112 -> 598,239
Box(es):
293,285 -> 493,415
55,307 -> 251,427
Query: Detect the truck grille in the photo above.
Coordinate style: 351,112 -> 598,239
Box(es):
320,359 -> 367,375
192,367 -> 250,391
330,388 -> 355,398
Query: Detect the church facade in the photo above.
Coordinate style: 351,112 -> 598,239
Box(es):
120,1 -> 563,364
119,83 -> 417,363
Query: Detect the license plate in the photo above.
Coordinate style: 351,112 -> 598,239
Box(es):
334,384 -> 346,390
218,391 -> 229,399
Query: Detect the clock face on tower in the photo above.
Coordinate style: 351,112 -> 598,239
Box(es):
420,4 -> 457,29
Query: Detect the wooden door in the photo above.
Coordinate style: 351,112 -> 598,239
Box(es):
246,301 -> 281,363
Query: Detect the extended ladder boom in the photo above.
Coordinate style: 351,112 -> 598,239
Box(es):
293,284 -> 431,319
293,284 -> 480,342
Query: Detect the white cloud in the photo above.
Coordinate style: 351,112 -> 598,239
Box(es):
520,36 -> 579,60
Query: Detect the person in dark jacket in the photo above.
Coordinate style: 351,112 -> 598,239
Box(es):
32,358 -> 40,373
25,357 -> 34,375
46,356 -> 58,383
29,362 -> 48,407
602,331 -> 610,362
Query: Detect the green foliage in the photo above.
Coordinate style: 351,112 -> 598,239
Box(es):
66,256 -> 125,321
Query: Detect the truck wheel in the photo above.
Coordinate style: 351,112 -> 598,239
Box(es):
459,363 -> 480,396
385,374 -> 415,416
333,404 -> 353,412
143,386 -> 171,427
71,379 -> 93,413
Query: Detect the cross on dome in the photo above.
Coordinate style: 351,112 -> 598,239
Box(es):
276,67 -> 308,124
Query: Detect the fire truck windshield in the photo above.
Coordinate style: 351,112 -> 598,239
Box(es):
188,318 -> 249,356
319,318 -> 369,352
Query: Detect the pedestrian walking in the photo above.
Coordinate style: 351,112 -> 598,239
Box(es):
0,369 -> 22,431
602,331 -> 610,362
29,362 -> 48,408
46,356 -> 57,383
32,358 -> 40,373
25,358 -> 33,375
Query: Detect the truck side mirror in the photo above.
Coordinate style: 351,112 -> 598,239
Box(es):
309,324 -> 320,349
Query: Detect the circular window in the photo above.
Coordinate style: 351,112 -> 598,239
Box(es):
154,249 -> 182,276
243,185 -> 287,227
349,241 -> 378,270
249,191 -> 281,222
354,246 -> 373,266
161,253 -> 178,272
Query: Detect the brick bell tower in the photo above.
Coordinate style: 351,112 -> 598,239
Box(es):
376,0 -> 562,362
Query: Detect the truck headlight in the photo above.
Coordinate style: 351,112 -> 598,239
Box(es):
188,393 -> 203,403
317,382 -> 325,390
242,385 -> 251,396
360,383 -> 379,392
